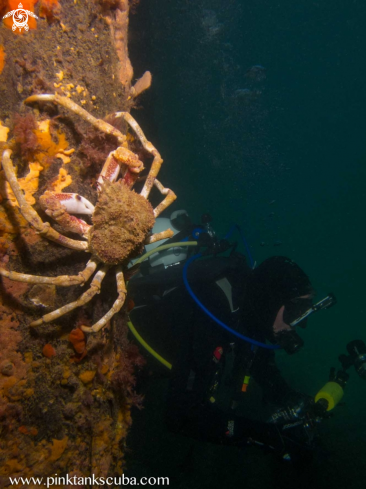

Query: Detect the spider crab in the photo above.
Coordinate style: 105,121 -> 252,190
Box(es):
0,94 -> 177,333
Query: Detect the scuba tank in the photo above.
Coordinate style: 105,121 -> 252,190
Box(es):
144,210 -> 191,269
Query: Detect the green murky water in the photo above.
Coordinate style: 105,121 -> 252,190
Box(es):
126,2 -> 366,487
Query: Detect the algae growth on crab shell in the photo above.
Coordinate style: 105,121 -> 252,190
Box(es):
89,179 -> 156,265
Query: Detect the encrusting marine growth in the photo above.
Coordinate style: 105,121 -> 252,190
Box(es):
0,0 -> 165,479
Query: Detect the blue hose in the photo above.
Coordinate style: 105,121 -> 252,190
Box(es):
183,253 -> 280,350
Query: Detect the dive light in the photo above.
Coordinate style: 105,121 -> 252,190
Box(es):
315,368 -> 348,412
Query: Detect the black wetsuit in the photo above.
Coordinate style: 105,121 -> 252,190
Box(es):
129,253 -> 315,459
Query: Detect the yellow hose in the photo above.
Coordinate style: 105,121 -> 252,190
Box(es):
132,241 -> 198,265
127,241 -> 199,369
127,320 -> 172,370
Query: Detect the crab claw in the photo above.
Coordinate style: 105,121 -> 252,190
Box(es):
97,147 -> 144,188
114,147 -> 144,174
41,193 -> 95,215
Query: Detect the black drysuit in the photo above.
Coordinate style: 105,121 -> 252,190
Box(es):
129,253 -> 315,458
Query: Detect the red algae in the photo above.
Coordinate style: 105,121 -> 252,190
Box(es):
0,46 -> 5,75
69,328 -> 87,361
42,344 -> 56,358
38,0 -> 61,21
69,328 -> 86,355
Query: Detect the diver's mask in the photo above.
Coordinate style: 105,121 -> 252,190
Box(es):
276,294 -> 337,354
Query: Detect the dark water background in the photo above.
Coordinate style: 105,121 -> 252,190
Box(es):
125,1 -> 366,487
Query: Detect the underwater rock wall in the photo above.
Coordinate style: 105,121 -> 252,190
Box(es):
0,0 -> 149,484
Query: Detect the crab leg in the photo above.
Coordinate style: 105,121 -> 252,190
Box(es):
145,229 -> 174,244
30,266 -> 108,327
2,150 -> 88,251
152,178 -> 177,217
25,94 -> 126,145
0,259 -> 98,287
40,191 -> 93,237
81,266 -> 127,333
77,259 -> 99,283
114,112 -> 164,199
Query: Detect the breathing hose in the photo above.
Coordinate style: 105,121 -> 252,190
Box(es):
182,253 -> 280,350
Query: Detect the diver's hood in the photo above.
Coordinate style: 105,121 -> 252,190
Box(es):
241,256 -> 313,349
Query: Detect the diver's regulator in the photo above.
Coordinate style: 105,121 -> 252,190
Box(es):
314,339 -> 366,413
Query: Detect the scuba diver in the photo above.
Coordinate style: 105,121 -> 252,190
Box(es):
127,211 -> 361,466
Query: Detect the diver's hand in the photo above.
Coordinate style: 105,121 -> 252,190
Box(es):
306,398 -> 333,421
269,399 -> 333,430
268,394 -> 314,425
266,395 -> 332,461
